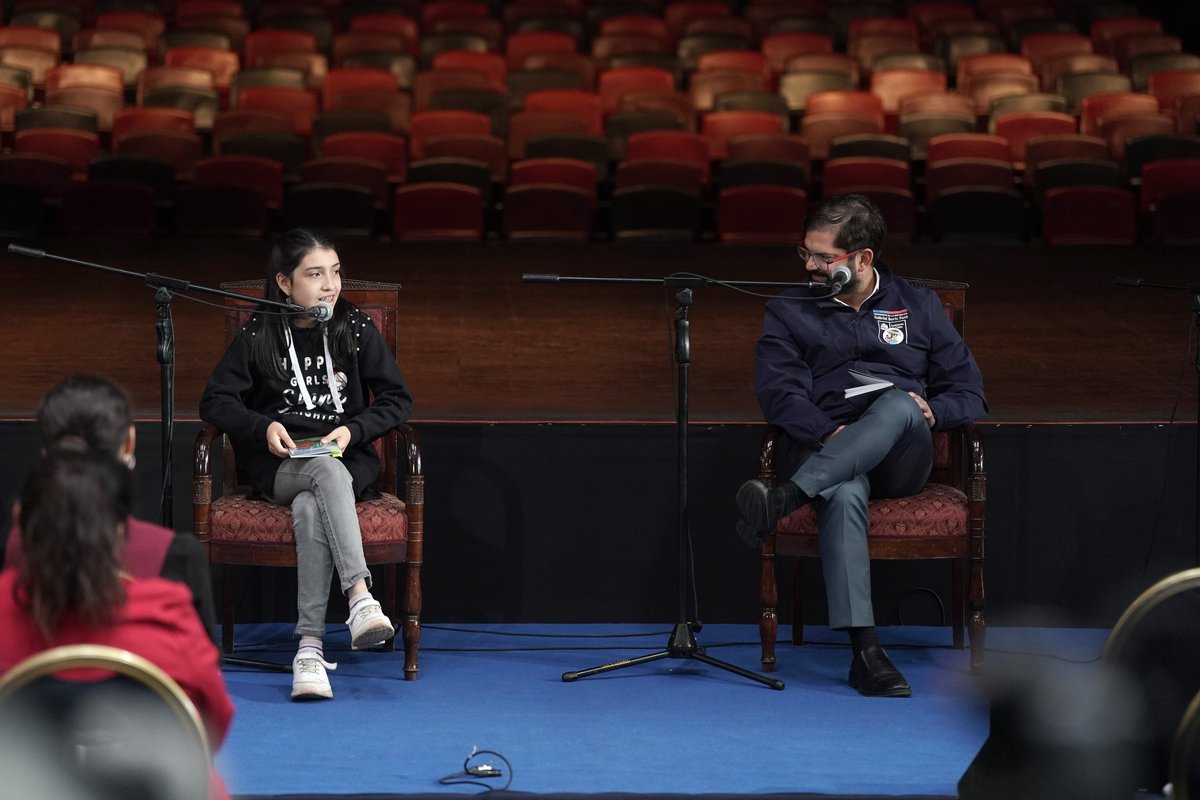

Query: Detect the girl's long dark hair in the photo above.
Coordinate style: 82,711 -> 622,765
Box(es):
36,374 -> 132,453
16,448 -> 132,639
249,228 -> 358,379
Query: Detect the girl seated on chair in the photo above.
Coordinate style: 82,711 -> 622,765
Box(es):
199,227 -> 414,701
0,448 -> 235,800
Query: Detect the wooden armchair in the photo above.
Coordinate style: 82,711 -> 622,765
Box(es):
753,278 -> 986,674
193,279 -> 424,679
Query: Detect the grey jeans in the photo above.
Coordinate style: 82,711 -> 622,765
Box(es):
789,389 -> 933,629
269,457 -> 372,638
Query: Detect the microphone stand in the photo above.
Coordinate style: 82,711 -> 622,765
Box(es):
524,272 -> 832,690
8,245 -> 304,527
1115,275 -> 1200,567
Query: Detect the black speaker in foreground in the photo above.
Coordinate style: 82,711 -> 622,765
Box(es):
958,665 -> 1152,800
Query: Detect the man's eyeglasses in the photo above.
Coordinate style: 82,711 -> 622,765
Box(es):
796,246 -> 866,267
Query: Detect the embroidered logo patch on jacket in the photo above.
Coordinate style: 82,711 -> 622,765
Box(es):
873,308 -> 908,346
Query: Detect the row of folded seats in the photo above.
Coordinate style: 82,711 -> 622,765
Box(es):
4,126 -> 1199,243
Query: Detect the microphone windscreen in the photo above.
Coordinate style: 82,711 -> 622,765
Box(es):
313,301 -> 334,321
830,264 -> 852,289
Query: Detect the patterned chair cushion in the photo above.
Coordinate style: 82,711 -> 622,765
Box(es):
209,492 -> 408,545
775,482 -> 968,539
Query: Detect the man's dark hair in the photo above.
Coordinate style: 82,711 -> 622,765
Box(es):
803,193 -> 887,257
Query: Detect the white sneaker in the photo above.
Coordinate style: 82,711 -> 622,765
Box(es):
291,651 -> 336,701
346,598 -> 394,650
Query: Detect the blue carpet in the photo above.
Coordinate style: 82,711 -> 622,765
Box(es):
214,624 -> 1109,798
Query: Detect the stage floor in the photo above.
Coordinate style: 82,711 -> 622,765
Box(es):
215,623 -> 1111,799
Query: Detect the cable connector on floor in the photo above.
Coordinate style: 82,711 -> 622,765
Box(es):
438,746 -> 513,792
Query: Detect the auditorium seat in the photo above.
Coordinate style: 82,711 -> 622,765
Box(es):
701,109 -> 786,160
930,184 -> 1027,243
598,65 -> 676,115
1147,70 -> 1200,116
310,109 -> 392,152
284,182 -> 378,239
413,67 -> 502,112
1023,132 -> 1110,184
502,182 -> 596,240
725,132 -> 810,172
1040,185 -> 1136,244
777,70 -> 857,122
624,129 -> 710,182
1030,156 -> 1126,205
987,91 -> 1069,121
332,32 -> 409,69
897,112 -> 977,159
137,64 -> 216,104
194,154 -> 284,210
517,51 -> 597,90
991,111 -> 1078,168
409,109 -> 491,159
317,66 -> 393,110
1090,16 -> 1162,57
114,129 -> 204,180
392,181 -> 485,241
13,127 -> 100,178
0,44 -> 59,91
506,31 -> 577,72
346,12 -> 419,58
421,131 -> 505,182
1131,54 -> 1200,94
718,157 -> 808,190
211,108 -> 293,152
94,10 -> 165,57
926,133 -> 1012,166
61,180 -> 158,237
1056,70 -> 1134,114
243,29 -> 318,70
798,111 -> 883,161
509,156 -> 596,200
1078,90 -> 1161,136
1098,113 -> 1176,161
609,184 -> 702,240
925,155 -> 1015,203
826,132 -> 913,163
821,155 -> 910,196
695,49 -> 771,83
687,68 -> 769,113
74,45 -> 148,94
1123,133 -> 1200,179
613,156 -> 704,192
162,46 -> 240,106
604,109 -> 686,159
1039,52 -> 1118,94
299,155 -> 390,208
523,88 -> 603,133
716,184 -> 807,244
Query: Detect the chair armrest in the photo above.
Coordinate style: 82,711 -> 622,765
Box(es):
961,421 -> 986,507
757,425 -> 782,487
397,423 -> 423,480
193,424 -> 222,542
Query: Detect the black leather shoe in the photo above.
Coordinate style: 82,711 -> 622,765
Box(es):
848,644 -> 912,697
735,480 -> 803,548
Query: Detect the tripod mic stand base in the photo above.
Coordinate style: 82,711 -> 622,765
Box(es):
561,622 -> 785,690
222,655 -> 292,672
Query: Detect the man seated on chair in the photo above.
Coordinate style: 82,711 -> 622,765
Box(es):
734,193 -> 987,697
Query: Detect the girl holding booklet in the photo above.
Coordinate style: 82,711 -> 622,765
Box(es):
200,228 -> 413,701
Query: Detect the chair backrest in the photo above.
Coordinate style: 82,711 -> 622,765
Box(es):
0,644 -> 210,800
216,280 -> 402,493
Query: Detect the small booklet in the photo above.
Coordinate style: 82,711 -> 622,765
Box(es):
844,368 -> 895,400
288,437 -> 343,458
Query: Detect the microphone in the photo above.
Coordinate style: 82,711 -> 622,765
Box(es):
522,273 -> 559,282
828,263 -> 852,294
1113,276 -> 1143,287
308,301 -> 334,322
7,244 -> 46,258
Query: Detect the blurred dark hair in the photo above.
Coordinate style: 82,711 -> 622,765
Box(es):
36,374 -> 132,454
17,448 -> 132,638
803,193 -> 887,258
249,228 -> 357,379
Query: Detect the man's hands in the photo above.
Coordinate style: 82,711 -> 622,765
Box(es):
267,422 -> 353,457
907,391 -> 936,428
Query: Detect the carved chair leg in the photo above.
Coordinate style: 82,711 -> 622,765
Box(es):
968,558 -> 985,675
402,557 -> 422,680
759,544 -> 778,672
791,558 -> 806,646
951,558 -> 965,649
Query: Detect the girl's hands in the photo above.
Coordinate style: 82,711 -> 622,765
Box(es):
322,426 -> 352,451
266,421 -> 296,457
